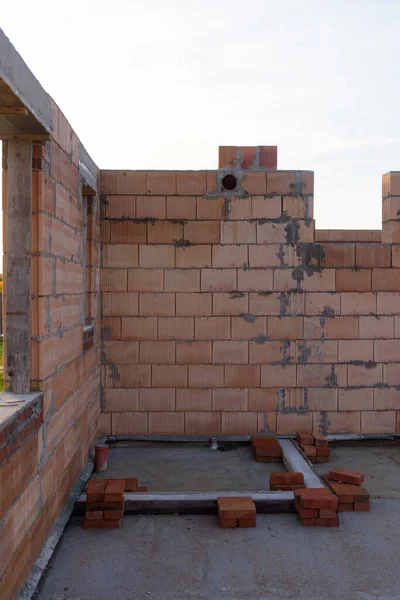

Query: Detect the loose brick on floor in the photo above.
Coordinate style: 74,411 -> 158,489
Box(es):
328,468 -> 364,485
294,488 -> 340,527
217,497 -> 256,528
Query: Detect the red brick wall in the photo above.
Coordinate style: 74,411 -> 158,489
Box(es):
0,100 -> 101,599
99,153 -> 400,437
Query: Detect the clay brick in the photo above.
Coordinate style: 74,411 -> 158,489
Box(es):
225,365 -> 261,387
83,519 -> 120,529
248,340 -> 281,364
301,172 -> 313,194
221,412 -> 258,434
102,293 -> 138,316
340,292 -> 376,315
121,317 -> 158,340
103,245 -> 138,268
261,365 -> 296,387
312,432 -> 328,446
307,388 -> 338,411
300,493 -> 338,511
296,507 -> 318,519
268,316 -> 303,339
266,171 -> 296,195
148,412 -> 185,434
86,479 -> 107,502
324,411 -> 361,434
218,146 -> 237,168
213,292 -> 248,316
374,388 -> 400,410
110,221 -> 147,244
102,269 -> 128,292
102,317 -> 121,340
336,269 -> 371,292
152,365 -> 187,388
231,316 -> 267,340
136,195 -> 166,219
188,365 -> 224,387
219,517 -> 238,528
282,196 -> 308,218
251,195 -> 282,219
300,518 -> 318,527
104,389 -> 139,412
105,195 -> 136,219
140,341 -> 176,364
304,292 -> 340,316
374,339 -> 400,362
249,292 -> 281,315
248,245 -> 281,268
176,245 -> 211,268
302,445 -> 317,458
220,221 -> 256,244
197,196 -> 225,220
139,292 -> 175,316
316,517 -> 339,527
338,503 -> 354,511
242,171 -> 267,195
176,171 -> 206,195
296,431 -> 314,445
270,472 -> 304,485
139,388 -> 176,411
212,388 -> 248,411
257,222 -> 287,244
324,316 -> 359,339
165,269 -> 200,292
201,269 -> 237,292
158,317 -> 194,340
238,516 -> 256,528
146,171 -> 176,195
176,389 -> 212,411
338,340 -> 373,362
176,341 -> 212,364
372,268 -> 400,291
176,292 -> 212,315
147,221 -> 183,244
359,316 -> 394,339
338,388 -> 373,410
248,389 -> 278,411
195,317 -> 231,340
238,269 -> 273,292
356,245 -> 391,268
377,291 -> 400,314
213,341 -> 248,364
328,469 -> 364,485
276,413 -> 313,434
139,245 -> 175,268
348,363 -> 382,386
166,195 -> 196,219
318,245 -> 355,268
301,270 -> 336,292
85,510 -> 104,520
361,410 -> 396,433
212,245 -> 248,268
184,411 -> 221,434
384,364 -> 400,386
104,509 -> 124,520
112,412 -> 148,434
128,269 -> 164,292
229,196 -> 252,219
184,221 -> 219,244
105,341 -> 140,365
392,245 -> 400,267
304,340 -> 338,363
354,501 -> 370,511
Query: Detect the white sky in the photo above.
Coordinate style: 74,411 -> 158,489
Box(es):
2,0 -> 400,236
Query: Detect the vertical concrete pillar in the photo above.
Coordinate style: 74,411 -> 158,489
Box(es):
5,138 -> 32,393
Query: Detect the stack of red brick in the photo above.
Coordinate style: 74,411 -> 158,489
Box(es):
296,432 -> 330,463
270,472 -> 305,491
84,479 -> 125,528
323,469 -> 370,512
251,435 -> 282,463
294,488 -> 339,527
217,497 -> 256,528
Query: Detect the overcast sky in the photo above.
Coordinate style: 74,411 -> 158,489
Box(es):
2,0 -> 400,231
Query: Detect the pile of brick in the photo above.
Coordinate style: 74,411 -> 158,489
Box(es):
217,496 -> 256,528
296,432 -> 330,463
269,472 -> 305,491
323,469 -> 370,512
251,435 -> 283,463
294,488 -> 339,527
84,479 -> 125,529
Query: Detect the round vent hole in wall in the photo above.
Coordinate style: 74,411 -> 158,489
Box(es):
221,173 -> 238,191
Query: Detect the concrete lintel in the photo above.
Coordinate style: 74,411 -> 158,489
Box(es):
0,29 -> 51,133
74,490 -> 295,516
0,391 -> 43,431
279,439 -> 324,489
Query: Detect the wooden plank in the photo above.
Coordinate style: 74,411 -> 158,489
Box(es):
0,106 -> 28,115
5,139 -> 32,393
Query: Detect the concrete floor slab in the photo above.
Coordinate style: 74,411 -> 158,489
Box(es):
36,500 -> 400,600
314,441 -> 400,498
92,442 -> 285,491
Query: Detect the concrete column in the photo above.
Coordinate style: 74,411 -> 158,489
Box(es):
5,138 -> 32,393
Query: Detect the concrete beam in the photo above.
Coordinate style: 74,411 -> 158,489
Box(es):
5,138 -> 32,393
279,439 -> 324,489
